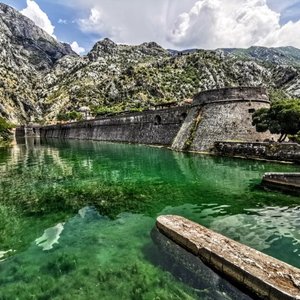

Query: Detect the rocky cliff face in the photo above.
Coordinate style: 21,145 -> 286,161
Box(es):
0,3 -> 76,123
0,3 -> 300,124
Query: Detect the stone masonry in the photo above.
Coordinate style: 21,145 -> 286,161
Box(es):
172,87 -> 275,152
32,87 -> 276,152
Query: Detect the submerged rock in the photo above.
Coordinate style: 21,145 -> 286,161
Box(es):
35,223 -> 65,251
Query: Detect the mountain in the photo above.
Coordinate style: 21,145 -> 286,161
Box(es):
0,3 -> 76,123
219,46 -> 300,67
0,3 -> 300,124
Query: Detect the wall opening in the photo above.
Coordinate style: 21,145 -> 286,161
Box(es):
154,115 -> 162,125
248,108 -> 255,114
180,112 -> 188,123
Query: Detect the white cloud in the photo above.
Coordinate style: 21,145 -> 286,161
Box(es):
21,0 -> 55,37
71,41 -> 85,54
168,0 -> 281,48
58,18 -> 68,24
79,7 -> 117,38
261,21 -> 300,48
68,0 -> 300,49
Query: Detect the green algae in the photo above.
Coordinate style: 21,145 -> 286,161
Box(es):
0,210 -> 200,299
0,138 -> 299,299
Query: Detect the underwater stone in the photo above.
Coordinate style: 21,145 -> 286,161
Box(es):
35,223 -> 65,251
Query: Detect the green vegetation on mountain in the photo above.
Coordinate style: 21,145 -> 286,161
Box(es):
0,3 -> 300,125
57,111 -> 83,122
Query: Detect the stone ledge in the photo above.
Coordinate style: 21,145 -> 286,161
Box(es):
156,215 -> 300,300
262,173 -> 300,195
214,141 -> 300,164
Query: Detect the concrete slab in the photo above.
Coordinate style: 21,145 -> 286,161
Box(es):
156,215 -> 300,300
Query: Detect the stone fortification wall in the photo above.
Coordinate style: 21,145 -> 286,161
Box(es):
37,87 -> 278,153
214,141 -> 300,163
40,107 -> 189,146
190,101 -> 273,152
173,87 -> 275,152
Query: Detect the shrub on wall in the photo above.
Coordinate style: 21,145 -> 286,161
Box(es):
57,111 -> 83,122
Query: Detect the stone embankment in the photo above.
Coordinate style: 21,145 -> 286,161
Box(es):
262,173 -> 300,195
214,141 -> 300,163
156,215 -> 300,300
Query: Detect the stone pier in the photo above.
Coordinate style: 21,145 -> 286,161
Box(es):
262,173 -> 300,195
156,215 -> 300,300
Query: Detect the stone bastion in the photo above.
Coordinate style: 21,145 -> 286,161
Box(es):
172,87 -> 275,152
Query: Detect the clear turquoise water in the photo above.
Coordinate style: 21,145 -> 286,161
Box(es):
0,138 -> 299,299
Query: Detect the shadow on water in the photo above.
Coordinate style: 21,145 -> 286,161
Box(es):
146,228 -> 253,300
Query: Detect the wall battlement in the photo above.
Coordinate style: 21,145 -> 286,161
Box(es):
193,87 -> 270,106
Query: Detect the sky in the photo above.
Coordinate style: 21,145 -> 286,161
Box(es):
2,0 -> 300,54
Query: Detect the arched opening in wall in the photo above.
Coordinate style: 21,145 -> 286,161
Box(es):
248,108 -> 255,114
180,112 -> 188,123
154,115 -> 162,125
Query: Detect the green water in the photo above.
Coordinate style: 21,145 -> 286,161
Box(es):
0,138 -> 299,299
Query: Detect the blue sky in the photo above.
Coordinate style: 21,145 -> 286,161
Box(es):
2,0 -> 95,51
2,0 -> 300,54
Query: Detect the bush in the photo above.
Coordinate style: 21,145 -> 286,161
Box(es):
0,117 -> 13,142
57,111 -> 83,122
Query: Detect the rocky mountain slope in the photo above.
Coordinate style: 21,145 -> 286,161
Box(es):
0,3 -> 300,124
220,46 -> 300,67
0,3 -> 76,123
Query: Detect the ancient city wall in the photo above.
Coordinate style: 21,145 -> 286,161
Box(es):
34,87 -> 279,153
40,106 -> 189,146
193,86 -> 269,105
190,100 -> 273,152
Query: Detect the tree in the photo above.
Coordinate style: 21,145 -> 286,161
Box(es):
57,111 -> 83,122
252,99 -> 300,142
0,117 -> 13,142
